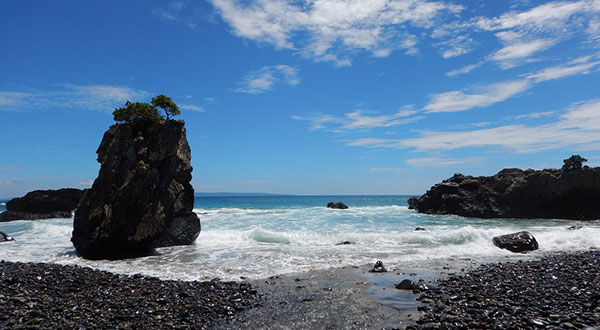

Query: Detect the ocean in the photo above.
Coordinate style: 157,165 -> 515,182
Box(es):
0,195 -> 599,281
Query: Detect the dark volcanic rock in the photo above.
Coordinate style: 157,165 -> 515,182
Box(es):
415,251 -> 600,329
0,261 -> 258,329
6,188 -> 83,213
492,231 -> 539,253
72,120 -> 200,260
327,202 -> 348,209
0,188 -> 84,222
0,231 -> 14,242
369,260 -> 387,273
0,211 -> 72,222
410,168 -> 600,220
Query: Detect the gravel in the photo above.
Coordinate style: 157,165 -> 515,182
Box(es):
412,250 -> 600,329
0,261 -> 258,329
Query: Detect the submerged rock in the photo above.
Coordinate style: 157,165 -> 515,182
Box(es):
0,188 -> 84,222
72,120 -> 200,260
0,231 -> 14,242
327,202 -> 348,209
409,168 -> 600,220
492,231 -> 539,253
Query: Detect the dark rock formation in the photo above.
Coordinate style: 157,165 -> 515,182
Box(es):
0,231 -> 14,242
368,260 -> 387,273
335,241 -> 353,245
567,225 -> 583,230
409,168 -> 600,220
327,202 -> 348,209
72,120 -> 200,260
0,188 -> 84,222
492,231 -> 539,253
414,227 -> 426,231
0,211 -> 72,222
395,279 -> 430,291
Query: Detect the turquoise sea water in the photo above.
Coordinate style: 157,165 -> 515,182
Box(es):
1,195 -> 599,281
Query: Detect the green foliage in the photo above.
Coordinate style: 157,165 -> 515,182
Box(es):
113,95 -> 180,123
151,94 -> 180,120
562,155 -> 587,170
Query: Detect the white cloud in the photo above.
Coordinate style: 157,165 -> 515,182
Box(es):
445,62 -> 483,77
526,59 -> 600,82
424,79 -> 531,113
211,0 -> 462,65
347,99 -> 600,154
236,65 -> 299,94
180,104 -> 205,112
434,35 -> 475,58
153,1 -> 204,29
293,107 -> 423,132
490,38 -> 556,68
0,85 -> 149,112
513,111 -> 556,120
405,157 -> 480,167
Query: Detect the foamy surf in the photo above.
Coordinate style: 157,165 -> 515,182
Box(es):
1,197 -> 599,281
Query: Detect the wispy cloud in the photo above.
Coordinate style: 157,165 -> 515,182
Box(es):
293,108 -> 423,132
526,56 -> 600,82
368,167 -> 403,173
153,1 -> 205,29
236,65 -> 299,94
446,62 -> 483,77
490,38 -> 556,69
211,0 -> 462,66
179,104 -> 205,112
434,35 -> 475,58
347,99 -> 600,154
0,85 -> 149,112
424,79 -> 531,113
405,157 -> 480,167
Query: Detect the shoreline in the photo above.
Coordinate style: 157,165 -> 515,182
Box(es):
1,249 -> 599,329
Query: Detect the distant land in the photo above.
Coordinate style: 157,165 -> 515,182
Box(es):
194,192 -> 292,197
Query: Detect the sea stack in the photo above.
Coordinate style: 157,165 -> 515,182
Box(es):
0,188 -> 84,222
72,119 -> 200,259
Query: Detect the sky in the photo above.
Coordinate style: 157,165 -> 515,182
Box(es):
1,0 -> 600,198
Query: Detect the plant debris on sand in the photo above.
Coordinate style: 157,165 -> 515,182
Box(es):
0,261 -> 258,329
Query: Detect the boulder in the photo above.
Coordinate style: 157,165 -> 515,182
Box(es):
492,231 -> 539,253
409,168 -> 600,220
71,120 -> 200,260
369,260 -> 387,273
327,202 -> 348,209
0,188 -> 84,222
415,227 -> 426,231
0,231 -> 14,242
0,211 -> 72,222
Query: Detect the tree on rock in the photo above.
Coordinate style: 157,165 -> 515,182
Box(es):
562,155 -> 587,170
151,94 -> 180,120
113,95 -> 180,122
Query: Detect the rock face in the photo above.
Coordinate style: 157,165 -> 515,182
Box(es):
408,168 -> 600,220
0,189 -> 84,222
327,202 -> 348,209
72,120 -> 200,260
492,231 -> 539,253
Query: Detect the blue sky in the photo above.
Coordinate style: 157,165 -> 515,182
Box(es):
1,0 -> 600,198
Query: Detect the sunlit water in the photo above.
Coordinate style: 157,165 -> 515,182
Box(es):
1,195 -> 599,281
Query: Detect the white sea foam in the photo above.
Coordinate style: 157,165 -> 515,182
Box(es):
1,207 -> 599,281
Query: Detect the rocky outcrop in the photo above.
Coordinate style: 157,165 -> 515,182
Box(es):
492,231 -> 539,253
408,168 -> 600,220
0,189 -> 84,222
327,202 -> 348,209
0,211 -> 72,222
71,120 -> 200,260
0,231 -> 14,242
